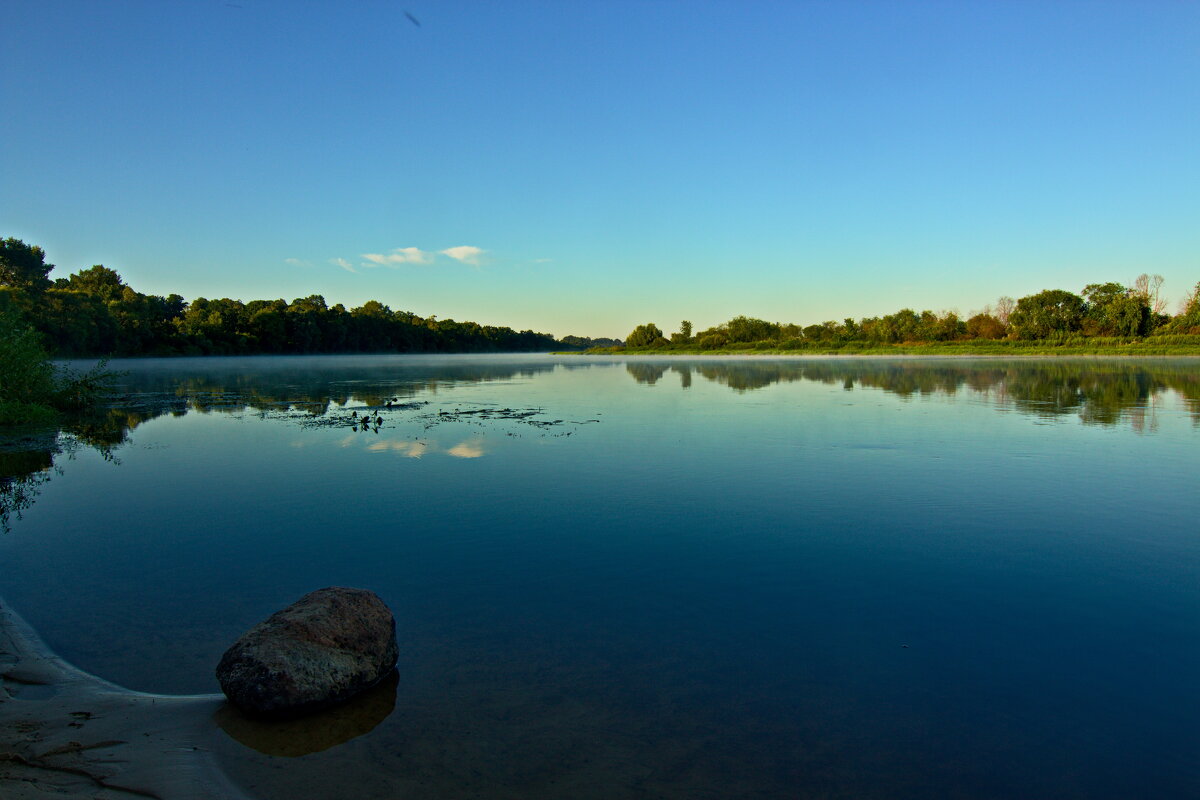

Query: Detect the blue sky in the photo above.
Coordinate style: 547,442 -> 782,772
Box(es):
3,1 -> 1197,338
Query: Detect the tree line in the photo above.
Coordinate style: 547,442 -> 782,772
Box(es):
6,236 -> 1199,357
623,275 -> 1200,350
0,238 -> 617,357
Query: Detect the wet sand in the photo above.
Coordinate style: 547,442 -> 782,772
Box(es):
0,599 -> 250,800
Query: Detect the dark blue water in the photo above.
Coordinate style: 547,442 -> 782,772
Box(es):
2,356 -> 1197,799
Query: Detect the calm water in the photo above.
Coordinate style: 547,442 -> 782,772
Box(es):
2,355 -> 1198,799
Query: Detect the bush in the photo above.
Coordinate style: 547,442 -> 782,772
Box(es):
0,312 -> 57,406
0,310 -> 118,424
0,399 -> 58,425
626,323 -> 664,348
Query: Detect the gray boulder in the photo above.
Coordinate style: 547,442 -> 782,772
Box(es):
216,587 -> 398,717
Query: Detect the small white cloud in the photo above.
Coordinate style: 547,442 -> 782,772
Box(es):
362,247 -> 432,266
447,439 -> 485,458
284,257 -> 311,267
330,257 -> 357,273
440,246 -> 484,266
533,258 -> 553,264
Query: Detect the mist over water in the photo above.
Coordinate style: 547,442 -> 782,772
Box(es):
3,355 -> 1198,799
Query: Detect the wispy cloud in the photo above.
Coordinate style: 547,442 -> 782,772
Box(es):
440,245 -> 484,266
362,247 -> 433,266
367,440 -> 428,458
338,244 -> 489,271
284,257 -> 311,267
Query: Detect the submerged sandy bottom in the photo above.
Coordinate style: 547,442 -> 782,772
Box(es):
0,599 -> 414,800
0,599 -> 251,800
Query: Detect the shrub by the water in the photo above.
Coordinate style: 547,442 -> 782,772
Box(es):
0,311 -> 116,424
0,313 -> 59,423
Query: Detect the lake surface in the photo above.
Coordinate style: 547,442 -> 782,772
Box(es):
2,355 -> 1198,799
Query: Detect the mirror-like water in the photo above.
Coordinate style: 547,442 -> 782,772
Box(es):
2,355 -> 1198,799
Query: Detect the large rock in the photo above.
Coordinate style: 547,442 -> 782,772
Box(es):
216,587 -> 398,717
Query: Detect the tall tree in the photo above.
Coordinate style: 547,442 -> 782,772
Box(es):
1082,282 -> 1149,337
1009,289 -> 1086,339
626,323 -> 665,347
1132,273 -> 1166,314
60,265 -> 127,301
994,296 -> 1016,326
0,238 -> 54,293
966,312 -> 1006,339
671,320 -> 693,344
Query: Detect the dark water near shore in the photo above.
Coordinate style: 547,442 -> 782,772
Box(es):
2,355 -> 1198,799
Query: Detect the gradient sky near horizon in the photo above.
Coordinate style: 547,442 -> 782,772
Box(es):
3,1 -> 1197,338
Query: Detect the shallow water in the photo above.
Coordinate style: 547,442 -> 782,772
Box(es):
2,355 -> 1198,799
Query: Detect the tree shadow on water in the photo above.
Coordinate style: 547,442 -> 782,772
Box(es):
0,408 -> 142,533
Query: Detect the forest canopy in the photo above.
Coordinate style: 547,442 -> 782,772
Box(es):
0,238 -> 606,357
4,237 -> 1199,358
617,276 -> 1200,352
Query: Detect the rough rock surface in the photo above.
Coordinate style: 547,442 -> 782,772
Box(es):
216,587 -> 398,717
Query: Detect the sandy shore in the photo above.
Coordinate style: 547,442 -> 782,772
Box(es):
0,598 -> 252,800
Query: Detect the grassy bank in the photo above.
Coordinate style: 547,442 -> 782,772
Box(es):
573,334 -> 1200,357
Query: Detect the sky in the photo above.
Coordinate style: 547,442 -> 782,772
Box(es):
2,0 -> 1197,338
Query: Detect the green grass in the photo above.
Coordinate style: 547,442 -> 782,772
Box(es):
572,335 -> 1200,357
0,400 -> 59,426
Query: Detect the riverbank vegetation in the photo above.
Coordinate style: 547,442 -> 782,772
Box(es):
0,311 -> 115,425
0,238 -> 614,358
604,277 -> 1200,355
6,237 -> 1200,359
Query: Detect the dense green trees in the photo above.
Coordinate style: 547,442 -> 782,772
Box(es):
57,265 -> 125,300
726,316 -> 782,343
617,277 -> 1195,351
671,320 -> 693,344
0,311 -> 115,424
1164,282 -> 1200,334
966,312 -> 1006,339
0,238 -> 572,358
1008,289 -> 1087,339
0,312 -> 58,420
626,323 -> 667,348
5,237 -> 1196,356
1081,283 -> 1150,337
0,238 -> 54,293
560,334 -> 622,349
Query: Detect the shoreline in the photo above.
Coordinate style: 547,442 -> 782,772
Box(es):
569,345 -> 1200,357
0,598 -> 251,800
559,350 -> 1200,358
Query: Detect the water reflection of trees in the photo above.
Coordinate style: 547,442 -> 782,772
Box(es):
0,439 -> 56,533
625,363 -> 670,386
630,359 -> 1200,429
1,360 -> 576,531
0,406 -> 146,532
6,358 -> 1196,531
106,358 -> 570,416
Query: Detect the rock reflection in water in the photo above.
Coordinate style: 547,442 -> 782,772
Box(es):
214,670 -> 398,757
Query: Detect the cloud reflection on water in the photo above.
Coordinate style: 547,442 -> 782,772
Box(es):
6,356 -> 1198,534
446,440 -> 486,459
